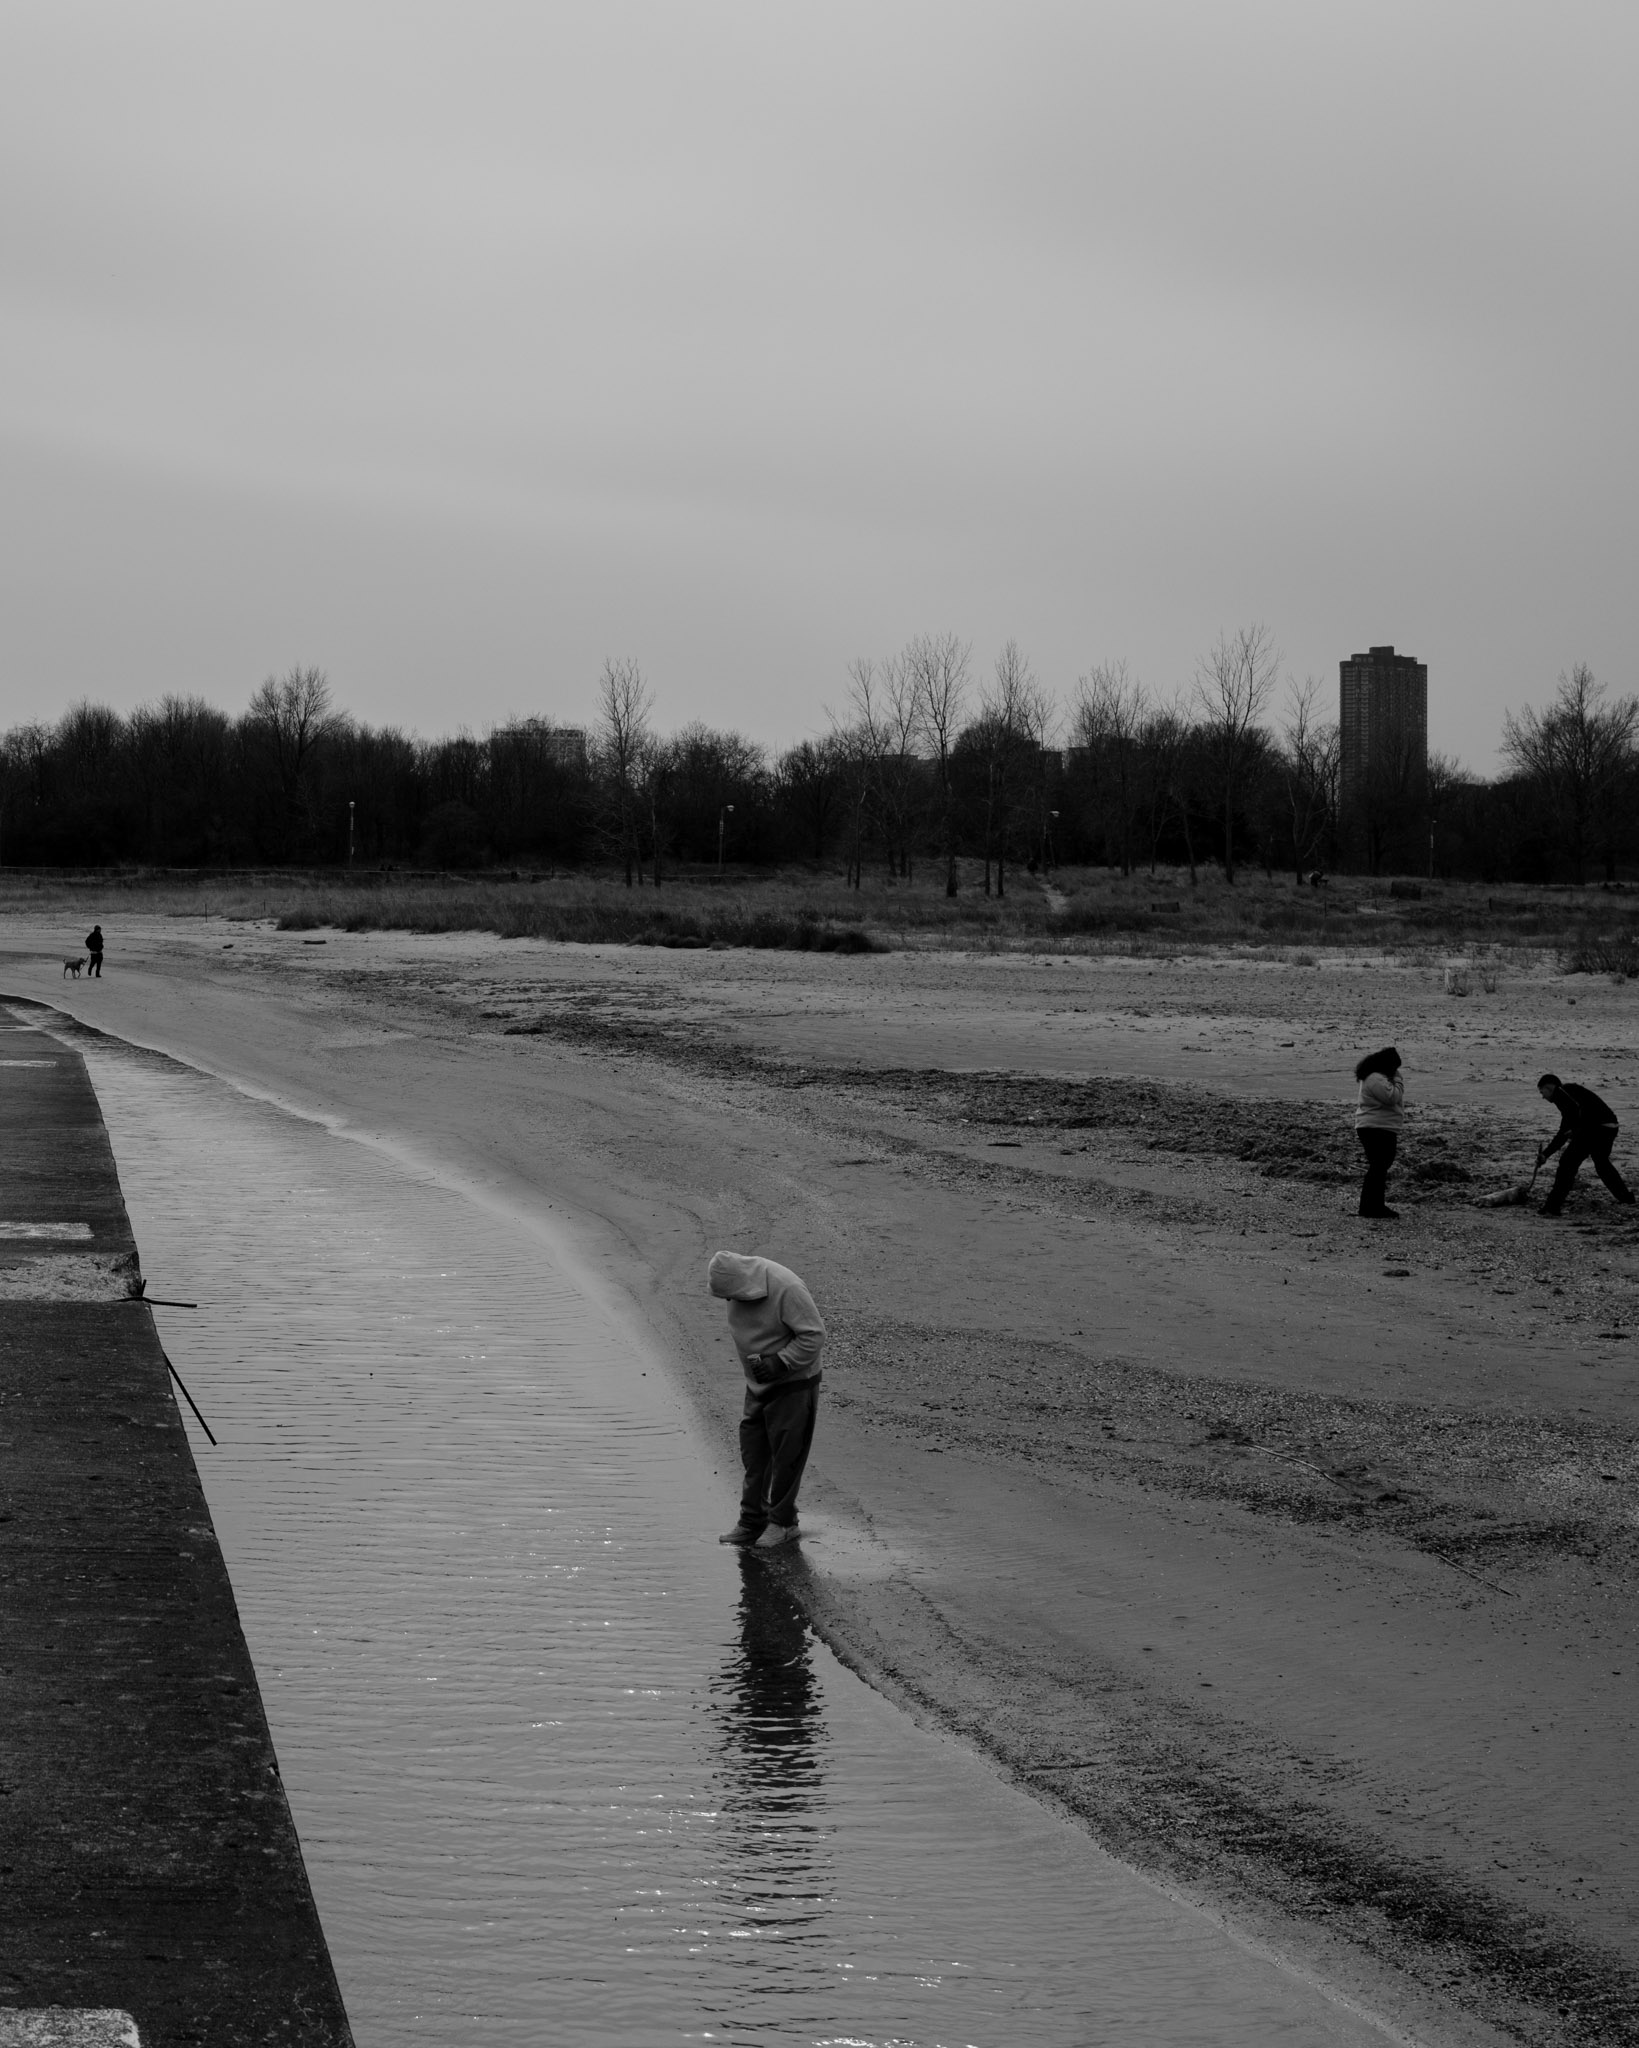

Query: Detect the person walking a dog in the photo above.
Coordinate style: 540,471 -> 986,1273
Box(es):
85,925 -> 104,978
708,1250 -> 826,1551
1354,1045 -> 1404,1219
1536,1074 -> 1635,1215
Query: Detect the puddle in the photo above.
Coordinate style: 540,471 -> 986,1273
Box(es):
79,1040 -> 1394,2048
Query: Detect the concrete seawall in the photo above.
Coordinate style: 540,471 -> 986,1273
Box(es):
0,1000 -> 352,2046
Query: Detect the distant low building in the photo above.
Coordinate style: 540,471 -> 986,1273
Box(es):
492,719 -> 588,773
1339,645 -> 1427,806
541,725 -> 588,772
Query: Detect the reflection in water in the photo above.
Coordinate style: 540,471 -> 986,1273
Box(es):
74,1035 -> 1395,2048
709,1560 -> 830,1945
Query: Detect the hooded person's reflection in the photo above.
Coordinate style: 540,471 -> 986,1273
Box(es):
709,1560 -> 829,1928
718,1556 -> 823,1799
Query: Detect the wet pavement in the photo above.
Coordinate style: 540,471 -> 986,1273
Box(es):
61,1023 -> 1395,2047
0,1005 -> 351,2046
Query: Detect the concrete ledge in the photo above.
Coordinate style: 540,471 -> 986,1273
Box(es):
0,1002 -> 353,2046
0,2014 -> 141,2047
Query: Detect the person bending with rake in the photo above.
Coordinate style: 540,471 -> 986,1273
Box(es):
1536,1074 -> 1636,1216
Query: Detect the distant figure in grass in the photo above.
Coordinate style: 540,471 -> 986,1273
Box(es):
1354,1045 -> 1404,1219
709,1250 -> 826,1552
1536,1075 -> 1635,1216
84,925 -> 104,978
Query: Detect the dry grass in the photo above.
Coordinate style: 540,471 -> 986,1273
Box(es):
2,861 -> 1636,960
1561,934 -> 1639,980
278,877 -> 888,952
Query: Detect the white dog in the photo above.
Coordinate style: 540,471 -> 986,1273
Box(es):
63,955 -> 85,979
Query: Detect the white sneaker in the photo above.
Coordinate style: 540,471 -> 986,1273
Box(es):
753,1523 -> 796,1551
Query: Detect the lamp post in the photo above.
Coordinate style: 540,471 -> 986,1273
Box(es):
1428,815 -> 1437,882
1047,809 -> 1059,872
718,802 -> 734,872
348,799 -> 356,869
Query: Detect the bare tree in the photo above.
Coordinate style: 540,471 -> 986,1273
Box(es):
634,731 -> 674,885
977,640 -> 1039,897
1278,677 -> 1339,882
1015,671 -> 1059,874
1425,750 -> 1468,880
1356,723 -> 1428,876
1502,663 -> 1639,883
1126,695 -> 1208,884
845,652 -> 923,879
827,720 -> 873,888
824,677 -> 876,891
1165,700 -> 1210,886
1136,703 -> 1185,877
53,699 -> 125,789
905,632 -> 970,896
129,693 -> 234,862
0,722 -> 51,866
244,665 -> 341,858
1195,624 -> 1280,882
776,737 -> 845,861
594,657 -> 652,885
1072,660 -> 1147,875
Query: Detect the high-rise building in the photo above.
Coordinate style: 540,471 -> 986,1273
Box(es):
1339,645 -> 1427,803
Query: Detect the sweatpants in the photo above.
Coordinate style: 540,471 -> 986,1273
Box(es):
1544,1125 -> 1634,1211
1356,1126 -> 1398,1214
737,1377 -> 820,1532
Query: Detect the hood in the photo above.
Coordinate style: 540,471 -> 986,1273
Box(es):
707,1251 -> 769,1301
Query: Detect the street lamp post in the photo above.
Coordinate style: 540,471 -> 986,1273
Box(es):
348,799 -> 356,869
1428,815 -> 1437,882
718,803 -> 734,872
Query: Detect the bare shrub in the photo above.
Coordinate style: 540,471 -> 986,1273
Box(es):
1561,935 -> 1639,979
275,889 -> 886,954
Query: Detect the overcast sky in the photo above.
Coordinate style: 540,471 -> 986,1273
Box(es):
3,2 -> 1634,769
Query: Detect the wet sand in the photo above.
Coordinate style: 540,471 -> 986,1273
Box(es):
4,914 -> 1636,2047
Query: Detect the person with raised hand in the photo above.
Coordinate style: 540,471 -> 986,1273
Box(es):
1354,1045 -> 1404,1219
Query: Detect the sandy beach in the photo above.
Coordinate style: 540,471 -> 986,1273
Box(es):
5,913 -> 1636,2048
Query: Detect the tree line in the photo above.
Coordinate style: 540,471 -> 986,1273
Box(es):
2,636 -> 1635,885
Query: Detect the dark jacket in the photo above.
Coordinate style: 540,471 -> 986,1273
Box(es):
1547,1083 -> 1617,1150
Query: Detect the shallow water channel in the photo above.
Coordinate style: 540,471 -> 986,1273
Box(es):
80,1036 -> 1390,2048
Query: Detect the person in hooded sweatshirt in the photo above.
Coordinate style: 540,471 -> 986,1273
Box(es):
708,1250 -> 826,1551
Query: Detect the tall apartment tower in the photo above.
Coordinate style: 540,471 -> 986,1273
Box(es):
1339,645 -> 1428,802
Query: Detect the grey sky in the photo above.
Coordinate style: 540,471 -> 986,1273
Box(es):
3,2 -> 1634,768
